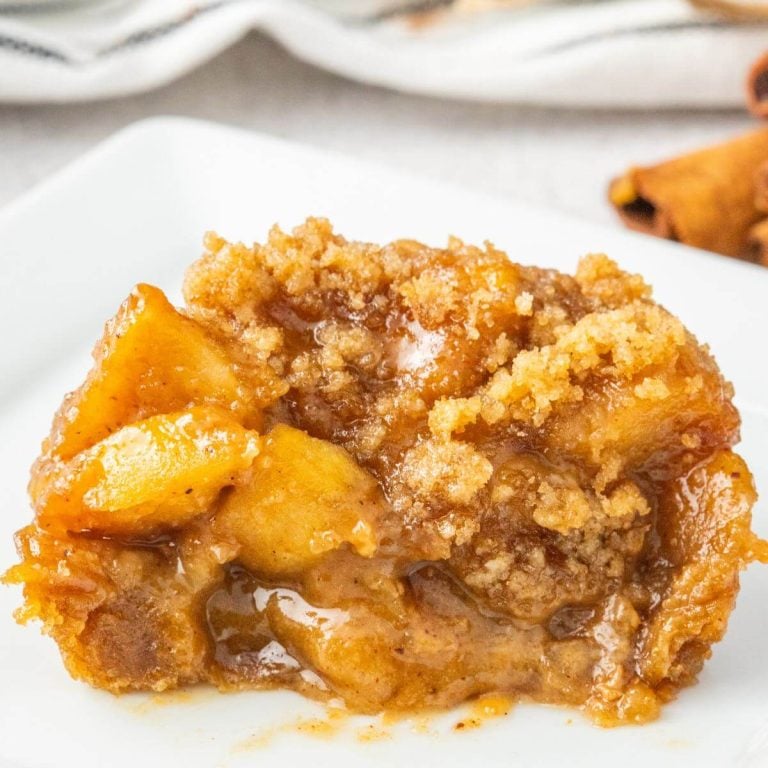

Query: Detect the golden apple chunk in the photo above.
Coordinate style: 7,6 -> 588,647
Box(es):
216,424 -> 383,576
49,284 -> 257,462
35,406 -> 260,534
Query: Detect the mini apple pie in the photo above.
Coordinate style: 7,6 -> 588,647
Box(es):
6,218 -> 766,725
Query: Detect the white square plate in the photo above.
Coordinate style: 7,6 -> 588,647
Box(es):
1,117 -> 767,768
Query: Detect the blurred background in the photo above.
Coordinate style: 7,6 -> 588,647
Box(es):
1,0 -> 766,228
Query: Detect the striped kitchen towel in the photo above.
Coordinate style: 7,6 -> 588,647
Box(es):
0,0 -> 766,105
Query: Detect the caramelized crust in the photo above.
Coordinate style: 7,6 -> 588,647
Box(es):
6,218 -> 766,725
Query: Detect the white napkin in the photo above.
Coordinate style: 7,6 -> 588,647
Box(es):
1,0 -> 766,107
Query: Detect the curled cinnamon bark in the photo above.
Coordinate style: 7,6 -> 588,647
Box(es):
691,0 -> 768,20
754,159 -> 768,211
748,218 -> 768,265
609,128 -> 768,259
747,52 -> 768,119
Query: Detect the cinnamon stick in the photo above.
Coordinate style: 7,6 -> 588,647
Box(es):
609,128 -> 768,258
754,159 -> 768,212
747,52 -> 768,119
690,0 -> 768,20
747,218 -> 768,266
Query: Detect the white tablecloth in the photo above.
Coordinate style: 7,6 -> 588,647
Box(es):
0,31 -> 756,231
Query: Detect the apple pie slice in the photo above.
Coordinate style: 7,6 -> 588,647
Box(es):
6,218 -> 766,725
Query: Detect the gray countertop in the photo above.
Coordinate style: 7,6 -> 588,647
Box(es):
0,31 -> 754,232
